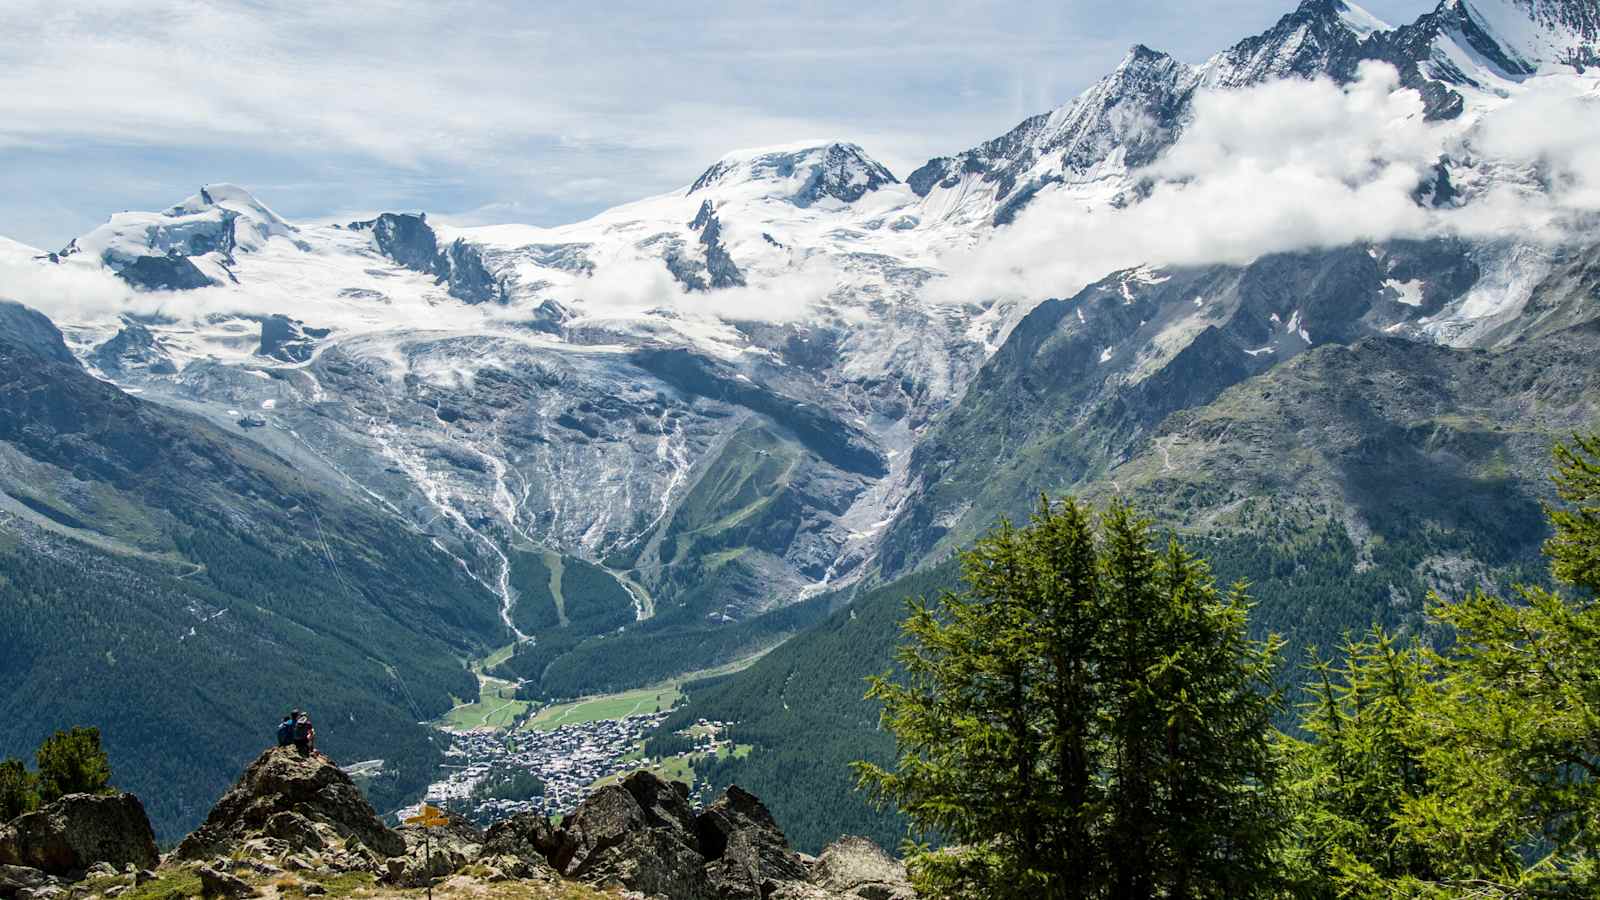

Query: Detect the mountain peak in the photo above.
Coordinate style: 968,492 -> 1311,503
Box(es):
1453,0 -> 1600,70
1287,0 -> 1392,35
165,183 -> 294,233
687,141 -> 898,207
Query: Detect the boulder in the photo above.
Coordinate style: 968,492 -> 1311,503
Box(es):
197,866 -> 257,898
552,783 -> 649,876
0,793 -> 160,876
0,865 -> 55,899
554,772 -> 712,897
622,770 -> 697,839
481,812 -> 562,875
175,747 -> 404,862
809,837 -> 915,900
396,807 -> 482,859
574,828 -> 713,900
695,786 -> 807,900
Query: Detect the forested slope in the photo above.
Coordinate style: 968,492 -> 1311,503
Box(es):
0,306 -> 504,839
662,319 -> 1600,852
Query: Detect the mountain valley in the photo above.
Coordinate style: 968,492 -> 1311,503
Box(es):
1,0 -> 1597,854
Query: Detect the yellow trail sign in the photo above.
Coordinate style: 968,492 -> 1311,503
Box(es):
405,803 -> 450,828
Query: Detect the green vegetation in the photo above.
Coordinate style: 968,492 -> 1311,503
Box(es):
116,869 -> 203,900
507,552 -> 562,634
859,499 -> 1286,898
494,550 -> 639,697
0,340 -> 503,839
500,575 -> 837,701
648,562 -> 962,853
1268,433 -> 1600,898
0,756 -> 37,819
840,436 -> 1600,898
295,870 -> 376,898
443,672 -> 529,731
1,726 -> 116,818
35,725 -> 113,802
527,683 -> 682,732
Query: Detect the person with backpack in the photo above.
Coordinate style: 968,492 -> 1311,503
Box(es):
276,711 -> 298,748
292,711 -> 317,757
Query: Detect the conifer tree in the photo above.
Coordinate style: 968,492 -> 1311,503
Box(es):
856,498 -> 1287,899
34,726 -> 112,803
1289,434 -> 1600,898
0,757 -> 37,820
1283,629 -> 1435,896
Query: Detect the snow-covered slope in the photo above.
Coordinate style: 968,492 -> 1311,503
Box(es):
1,0 -> 1594,659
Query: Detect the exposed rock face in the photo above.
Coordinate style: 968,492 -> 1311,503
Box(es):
117,254 -> 215,291
543,771 -> 909,900
696,786 -> 809,900
257,315 -> 331,363
0,793 -> 159,876
687,143 -> 897,207
174,747 -> 405,862
354,213 -> 438,272
350,212 -> 506,304
90,321 -> 178,375
0,862 -> 59,898
808,837 -> 915,900
0,300 -> 77,365
481,812 -> 563,876
197,865 -> 258,898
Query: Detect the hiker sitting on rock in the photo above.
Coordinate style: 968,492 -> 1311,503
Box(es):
276,710 -> 299,748
291,710 -> 317,757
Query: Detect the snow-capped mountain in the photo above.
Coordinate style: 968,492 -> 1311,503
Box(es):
2,0 -> 1595,649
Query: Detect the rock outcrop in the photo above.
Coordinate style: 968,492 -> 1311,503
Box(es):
541,771 -> 912,900
0,753 -> 910,900
0,793 -> 159,877
807,837 -> 915,900
174,747 -> 405,863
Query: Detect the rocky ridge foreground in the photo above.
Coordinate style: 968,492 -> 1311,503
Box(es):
0,748 -> 913,900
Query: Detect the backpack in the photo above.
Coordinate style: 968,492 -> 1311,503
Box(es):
277,719 -> 295,746
293,715 -> 312,742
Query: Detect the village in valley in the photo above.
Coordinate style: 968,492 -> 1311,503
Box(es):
393,663 -> 746,825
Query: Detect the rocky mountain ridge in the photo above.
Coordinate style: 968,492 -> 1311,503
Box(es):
0,747 -> 913,900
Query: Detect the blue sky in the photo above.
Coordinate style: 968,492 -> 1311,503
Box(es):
0,0 -> 1435,248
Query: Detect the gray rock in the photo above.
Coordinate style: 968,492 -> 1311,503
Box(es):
260,812 -> 323,852
197,866 -> 257,898
810,837 -> 914,900
90,322 -> 177,376
553,784 -> 648,876
0,793 -> 160,877
257,315 -> 330,363
116,254 -> 215,291
175,747 -> 404,862
481,812 -> 562,873
0,301 -> 77,366
0,864 -> 53,897
572,828 -> 712,900
696,786 -> 807,900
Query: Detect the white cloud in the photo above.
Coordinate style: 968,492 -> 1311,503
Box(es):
0,0 -> 1439,247
0,251 -> 138,322
932,62 -> 1600,307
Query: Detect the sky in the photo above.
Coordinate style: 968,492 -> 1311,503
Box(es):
0,0 -> 1437,249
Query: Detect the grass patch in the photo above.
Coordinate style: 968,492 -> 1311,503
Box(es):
525,683 -> 681,732
441,640 -> 541,731
480,642 -> 518,671
119,869 -> 204,900
303,870 -> 377,897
